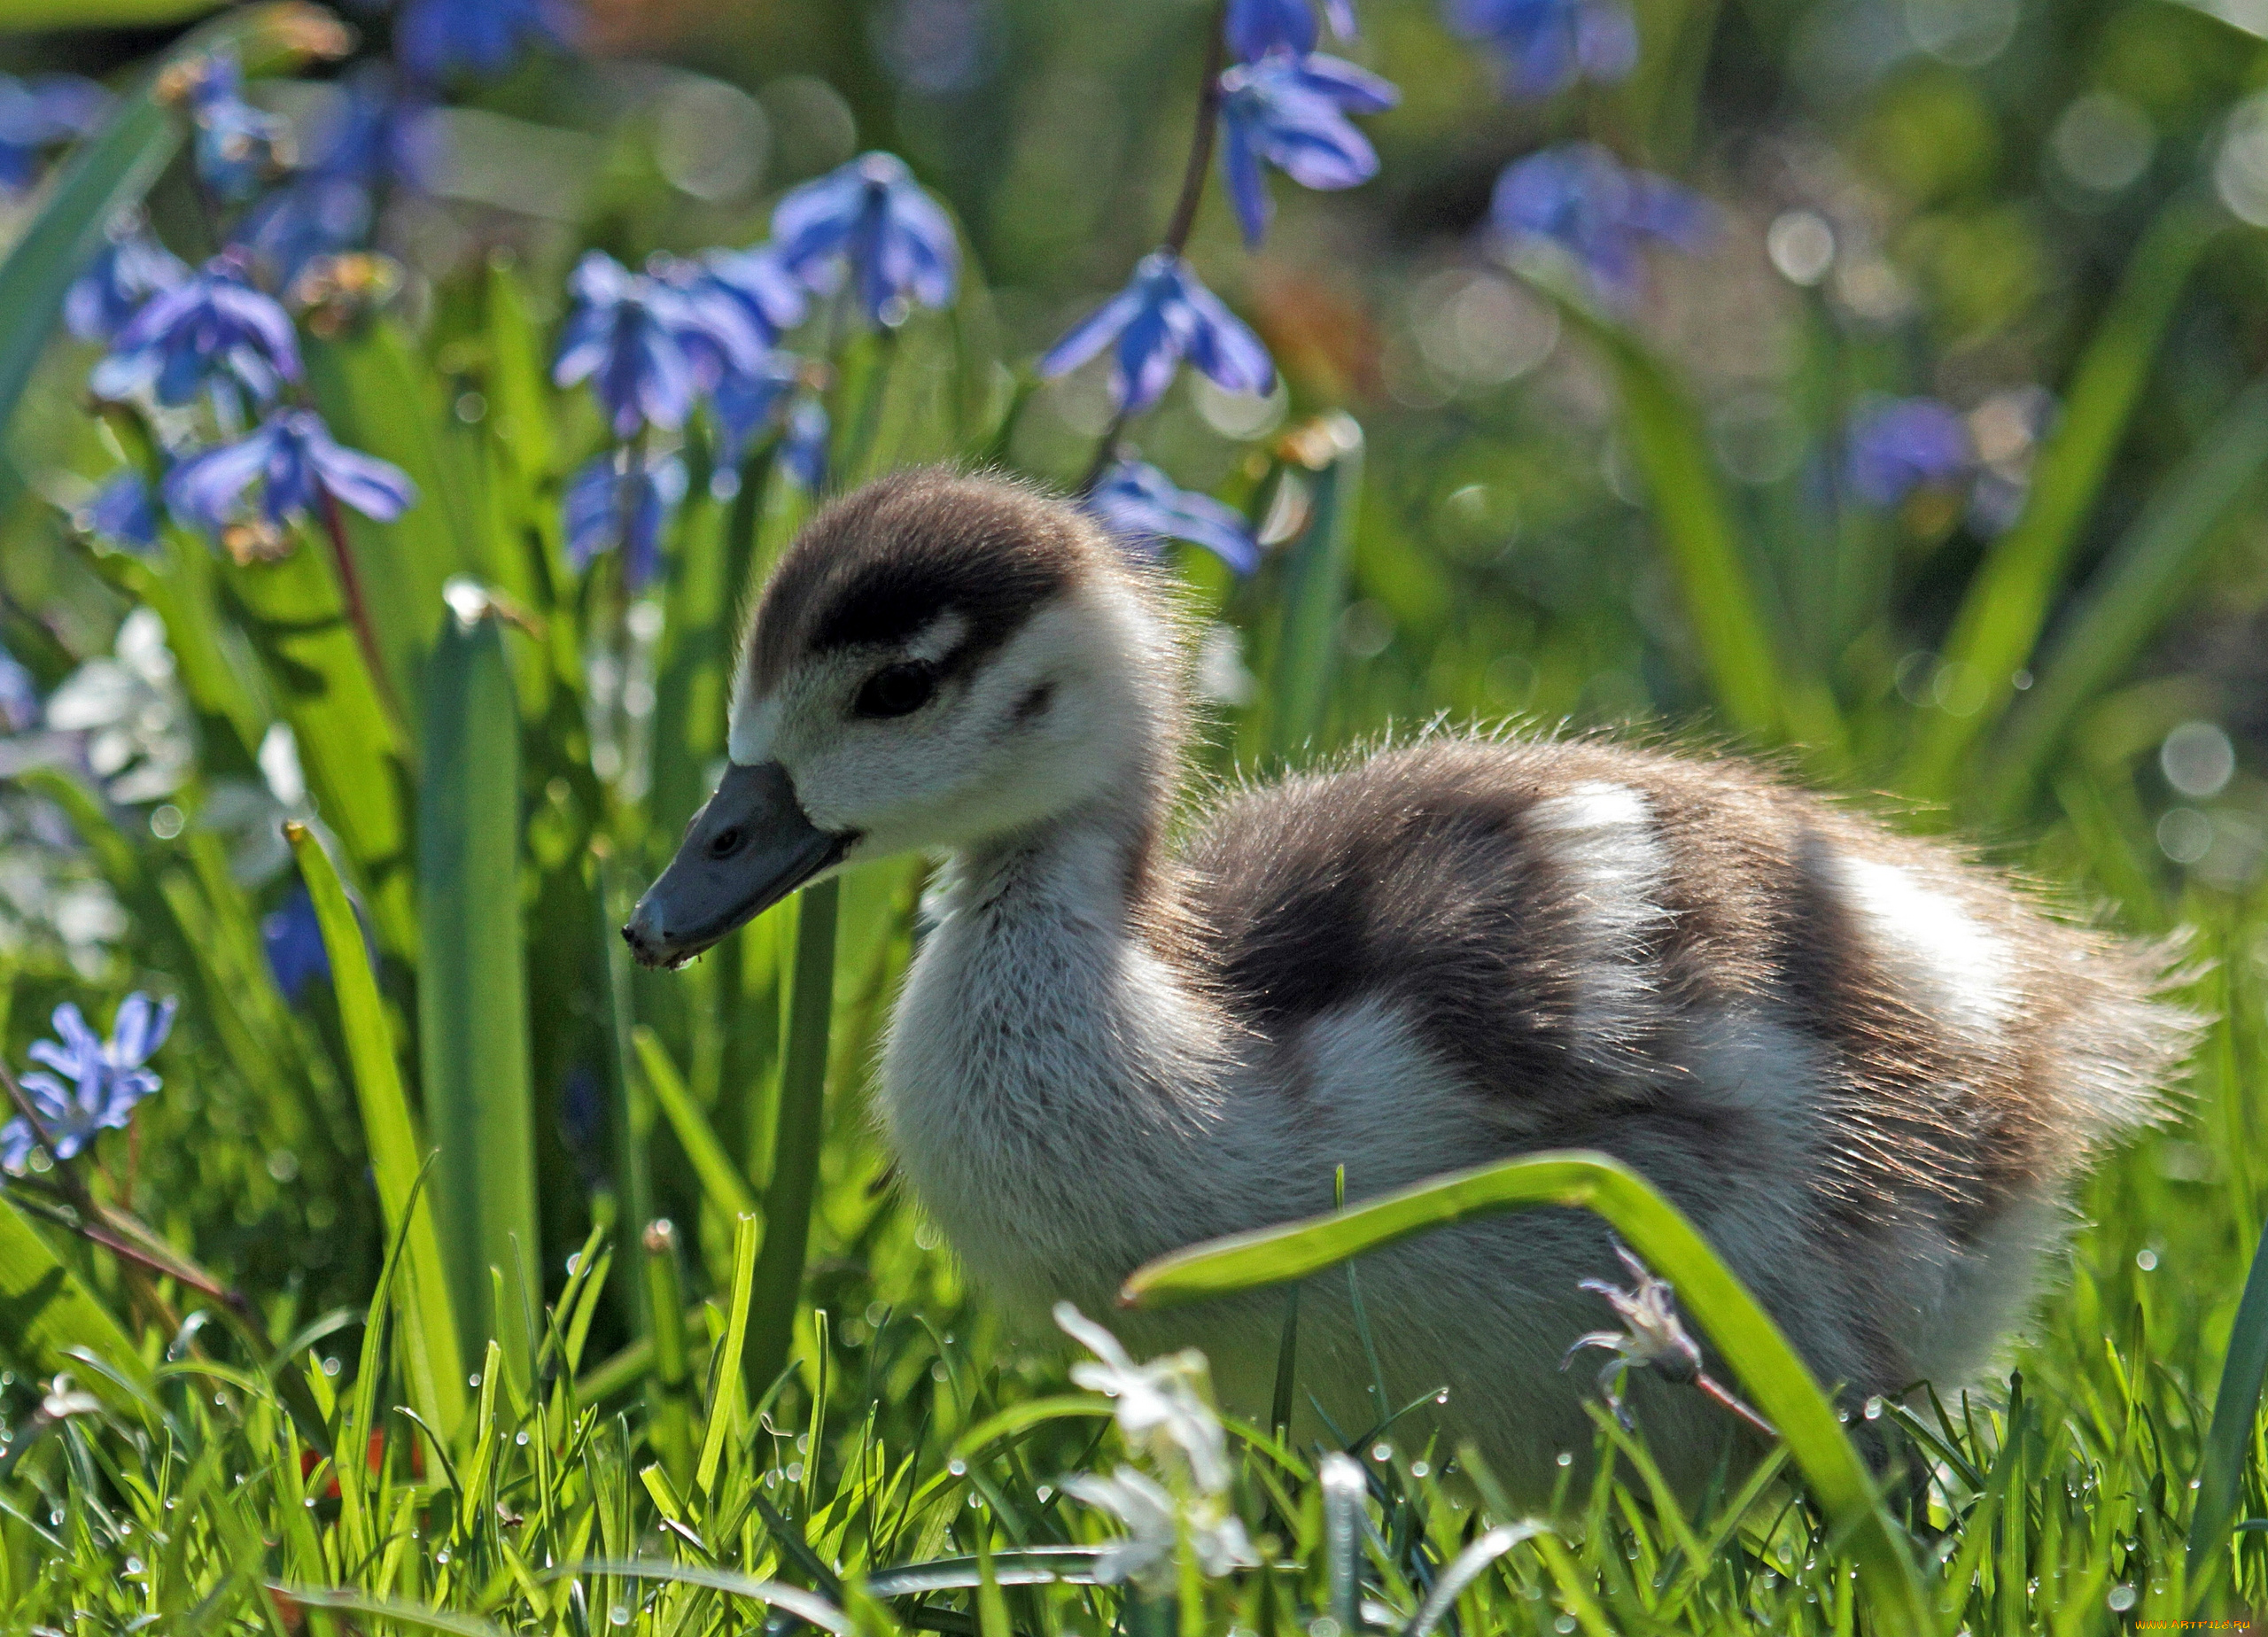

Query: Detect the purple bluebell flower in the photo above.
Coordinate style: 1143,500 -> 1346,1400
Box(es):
82,471 -> 160,555
699,244 -> 808,346
395,0 -> 577,84
552,252 -> 723,438
236,71 -> 431,285
170,47 -> 289,202
89,254 -> 302,407
64,223 -> 188,343
1488,143 -> 1712,303
0,993 -> 175,1175
262,882 -> 330,1004
0,641 -> 36,733
1844,397 -> 1972,508
165,408 -> 416,535
1226,0 -> 1358,62
781,394 -> 830,490
563,446 -> 687,589
711,352 -> 803,468
1218,52 -> 1397,244
0,74 -> 111,192
771,151 -> 959,326
1444,0 -> 1636,98
1038,252 -> 1275,414
643,254 -> 773,395
1086,459 -> 1260,574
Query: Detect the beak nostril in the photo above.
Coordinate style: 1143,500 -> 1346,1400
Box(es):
708,826 -> 743,860
619,924 -> 638,948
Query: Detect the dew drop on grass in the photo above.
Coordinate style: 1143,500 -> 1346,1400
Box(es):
1433,1391 -> 1449,1405
610,1606 -> 633,1626
1555,1451 -> 1572,1467
2108,1586 -> 2137,1611
946,1457 -> 967,1477
469,1373 -> 482,1388
435,1549 -> 450,1565
1863,1397 -> 1884,1420
787,1462 -> 804,1482
1370,1442 -> 1393,1462
1410,1460 -> 1430,1478
517,1431 -> 531,1446
1553,1618 -> 1576,1634
2137,1248 -> 2159,1271
124,1557 -> 143,1575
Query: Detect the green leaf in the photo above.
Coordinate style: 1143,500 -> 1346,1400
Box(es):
1265,416 -> 1363,763
1120,1149 -> 1931,1637
1986,375 -> 2268,818
2186,1217 -> 2268,1593
268,1587 -> 509,1637
1899,193 -> 2221,803
0,3 -> 338,441
743,878 -> 835,1403
0,1193 -> 146,1411
0,0 -> 222,27
633,1026 -> 758,1222
1534,274 -> 1844,760
417,609 -> 539,1381
288,820 -> 468,1441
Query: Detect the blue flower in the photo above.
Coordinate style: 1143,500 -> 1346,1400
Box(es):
395,0 -> 576,84
166,47 -> 289,202
1487,143 -> 1711,302
1845,397 -> 1972,508
237,71 -> 431,285
781,394 -> 830,490
555,252 -> 693,437
1226,0 -> 1358,62
262,882 -> 330,1004
1037,252 -> 1275,414
699,244 -> 809,346
165,408 -> 417,534
1443,0 -> 1637,97
644,254 -> 773,394
0,640 -> 37,733
89,254 -> 302,408
711,352 -> 803,468
564,446 -> 687,590
0,73 -> 111,192
82,471 -> 160,555
0,993 -> 175,1175
771,151 -> 959,326
1218,53 -> 1397,244
64,222 -> 188,343
1085,460 -> 1260,574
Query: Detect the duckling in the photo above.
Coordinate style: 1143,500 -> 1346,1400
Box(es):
625,467 -> 2194,1499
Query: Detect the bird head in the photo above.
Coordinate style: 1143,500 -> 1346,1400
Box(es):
624,468 -> 1174,968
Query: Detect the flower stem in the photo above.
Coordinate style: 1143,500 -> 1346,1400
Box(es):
1079,0 -> 1232,494
317,487 -> 408,740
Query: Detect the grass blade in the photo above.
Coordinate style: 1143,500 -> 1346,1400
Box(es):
0,1194 -> 147,1411
1404,1520 -> 1549,1637
1899,192 -> 2221,803
640,1220 -> 696,1493
696,1211 -> 759,1493
1533,272 -> 1843,758
269,1587 -> 508,1637
288,820 -> 468,1441
418,605 -> 539,1380
1986,374 -> 2268,818
1119,1148 -> 1931,1637
2185,1217 -> 2268,1593
633,1025 -> 759,1222
742,876 -> 836,1402
1265,415 -> 1363,762
565,1561 -> 852,1633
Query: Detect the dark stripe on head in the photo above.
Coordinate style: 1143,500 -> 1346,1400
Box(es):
745,469 -> 1089,694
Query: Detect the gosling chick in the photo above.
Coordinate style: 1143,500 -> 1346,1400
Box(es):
625,468 -> 2193,1499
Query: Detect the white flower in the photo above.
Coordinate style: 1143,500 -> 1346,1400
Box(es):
1055,1301 -> 1231,1494
1060,1465 -> 1254,1595
43,608 -> 192,803
1562,1242 -> 1704,1428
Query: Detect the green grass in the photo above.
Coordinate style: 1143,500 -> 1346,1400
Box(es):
7,10 -> 2268,1631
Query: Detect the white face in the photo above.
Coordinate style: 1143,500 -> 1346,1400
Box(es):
726,578 -> 1164,862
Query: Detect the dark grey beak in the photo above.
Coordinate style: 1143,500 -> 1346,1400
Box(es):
623,761 -> 850,969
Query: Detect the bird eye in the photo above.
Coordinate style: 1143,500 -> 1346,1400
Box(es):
855,661 -> 936,719
708,826 -> 743,860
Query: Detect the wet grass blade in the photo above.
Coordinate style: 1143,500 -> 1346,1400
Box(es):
2185,1216 -> 2268,1594
1120,1148 -> 1931,1637
633,1025 -> 758,1222
1986,374 -> 2268,818
288,820 -> 467,1440
1900,192 -> 2220,803
743,878 -> 836,1403
419,608 -> 540,1383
